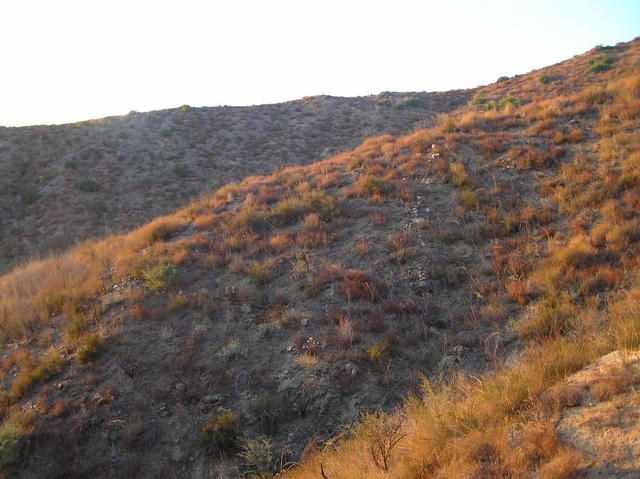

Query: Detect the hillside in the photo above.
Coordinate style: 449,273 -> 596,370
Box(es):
0,91 -> 470,274
0,38 -> 638,478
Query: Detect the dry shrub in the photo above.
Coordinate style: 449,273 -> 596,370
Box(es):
193,213 -> 217,229
506,280 -> 530,305
297,231 -> 328,249
459,188 -> 479,208
301,212 -> 322,230
48,398 -> 70,418
356,239 -> 370,257
507,146 -> 564,170
370,212 -> 388,224
336,314 -> 355,344
552,234 -> 597,270
340,271 -> 387,302
296,354 -> 320,368
403,129 -> 436,154
245,258 -> 277,285
269,232 -> 294,252
270,198 -> 306,226
475,135 -> 506,157
583,86 -> 608,104
11,350 -> 65,399
551,130 -> 566,144
167,294 -> 188,311
449,162 -> 470,187
589,364 -> 640,401
515,291 -> 577,339
130,302 -> 155,320
352,175 -> 395,198
537,449 -> 581,479
567,128 -> 584,143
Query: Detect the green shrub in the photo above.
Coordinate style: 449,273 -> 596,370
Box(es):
586,54 -> 615,73
173,164 -> 190,177
537,75 -> 551,85
302,192 -> 339,219
399,96 -> 420,108
142,261 -> 176,293
470,94 -> 486,105
499,95 -> 521,108
20,190 -> 37,205
482,101 -> 498,111
270,198 -> 306,226
64,160 -> 77,169
588,63 -> 612,73
0,424 -> 26,467
587,54 -> 614,66
240,438 -> 282,476
179,104 -> 192,112
158,128 -> 172,137
497,76 -> 510,82
200,411 -> 239,457
76,178 -> 100,192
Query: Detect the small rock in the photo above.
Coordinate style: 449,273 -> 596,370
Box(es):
300,317 -> 309,327
171,445 -> 185,462
202,394 -> 223,404
344,362 -> 360,377
175,382 -> 186,391
452,345 -> 467,356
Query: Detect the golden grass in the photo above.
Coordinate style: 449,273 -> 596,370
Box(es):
286,71 -> 640,479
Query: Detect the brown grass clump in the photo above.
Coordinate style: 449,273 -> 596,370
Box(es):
351,175 -> 395,199
340,271 -> 387,302
245,258 -> 278,285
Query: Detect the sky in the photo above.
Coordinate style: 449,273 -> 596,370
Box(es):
1,0 -> 638,127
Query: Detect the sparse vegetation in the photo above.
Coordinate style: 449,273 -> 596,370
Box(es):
200,411 -> 240,457
0,423 -> 27,467
75,333 -> 105,362
20,190 -> 38,205
142,261 -> 176,292
499,95 -> 521,109
240,438 -> 284,477
1,37 -> 640,479
76,178 -> 101,192
586,53 -> 615,73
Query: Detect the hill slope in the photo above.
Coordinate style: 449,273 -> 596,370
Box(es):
0,91 -> 470,274
0,38 -> 638,478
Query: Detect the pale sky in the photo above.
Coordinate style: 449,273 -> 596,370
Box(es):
1,0 -> 638,127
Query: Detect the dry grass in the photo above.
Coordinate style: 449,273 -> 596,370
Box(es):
286,68 -> 640,479
2,40 -> 640,478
